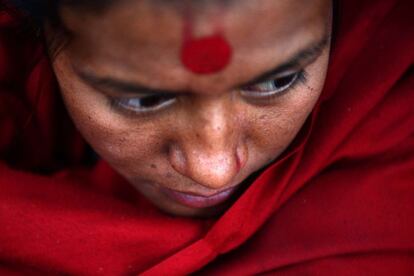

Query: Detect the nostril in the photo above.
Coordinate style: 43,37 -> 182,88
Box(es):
236,153 -> 242,173
236,141 -> 248,173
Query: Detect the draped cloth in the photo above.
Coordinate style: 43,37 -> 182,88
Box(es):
0,0 -> 413,274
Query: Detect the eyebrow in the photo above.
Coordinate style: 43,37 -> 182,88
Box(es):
76,33 -> 330,95
242,33 -> 330,86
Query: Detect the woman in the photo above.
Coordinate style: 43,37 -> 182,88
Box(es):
0,0 -> 413,274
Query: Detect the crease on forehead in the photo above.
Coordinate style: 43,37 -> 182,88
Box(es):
60,0 -> 328,44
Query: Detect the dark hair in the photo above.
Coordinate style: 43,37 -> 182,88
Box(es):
5,0 -> 236,24
4,0 -> 238,54
2,0 -> 115,56
5,0 -> 112,26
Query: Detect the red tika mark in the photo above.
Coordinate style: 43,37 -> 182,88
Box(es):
181,15 -> 232,74
181,34 -> 232,74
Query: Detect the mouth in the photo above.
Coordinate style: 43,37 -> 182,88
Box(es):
160,185 -> 240,209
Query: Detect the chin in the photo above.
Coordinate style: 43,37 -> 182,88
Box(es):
153,197 -> 231,218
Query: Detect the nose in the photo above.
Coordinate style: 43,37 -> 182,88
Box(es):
168,99 -> 247,190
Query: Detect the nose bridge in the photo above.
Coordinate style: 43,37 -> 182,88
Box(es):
197,97 -> 234,151
169,97 -> 247,190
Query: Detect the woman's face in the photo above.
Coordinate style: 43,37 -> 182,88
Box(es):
50,0 -> 332,217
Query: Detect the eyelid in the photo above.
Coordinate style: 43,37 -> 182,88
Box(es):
109,95 -> 177,115
241,69 -> 301,92
116,91 -> 177,98
240,70 -> 307,100
261,69 -> 301,83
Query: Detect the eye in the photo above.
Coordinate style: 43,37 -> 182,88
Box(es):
241,71 -> 305,98
111,93 -> 177,113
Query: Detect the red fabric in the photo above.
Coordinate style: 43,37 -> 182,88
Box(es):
1,0 -> 413,275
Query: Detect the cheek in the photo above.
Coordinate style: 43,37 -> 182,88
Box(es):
52,55 -> 165,175
67,97 -> 158,169
246,109 -> 302,164
246,98 -> 313,166
67,95 -> 165,177
247,57 -> 328,163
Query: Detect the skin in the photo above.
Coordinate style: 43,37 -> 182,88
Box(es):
48,0 -> 333,217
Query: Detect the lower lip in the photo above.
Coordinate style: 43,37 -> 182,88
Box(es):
161,186 -> 238,209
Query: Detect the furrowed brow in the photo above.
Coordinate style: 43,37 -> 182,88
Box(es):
76,70 -> 173,95
76,33 -> 330,95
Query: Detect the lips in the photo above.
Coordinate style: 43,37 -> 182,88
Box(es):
160,185 -> 239,209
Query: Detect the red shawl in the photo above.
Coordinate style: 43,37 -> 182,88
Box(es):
0,0 -> 413,274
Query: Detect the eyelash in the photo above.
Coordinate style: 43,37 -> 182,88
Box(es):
240,70 -> 307,100
109,94 -> 177,115
109,70 -> 308,115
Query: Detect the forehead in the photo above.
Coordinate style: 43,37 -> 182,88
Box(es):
58,0 -> 330,93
